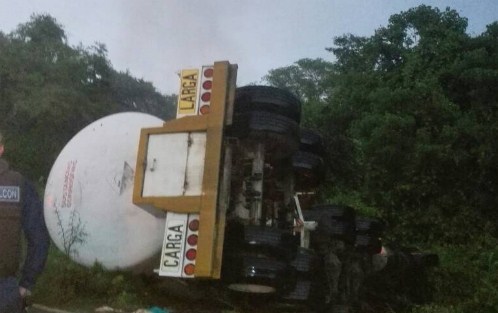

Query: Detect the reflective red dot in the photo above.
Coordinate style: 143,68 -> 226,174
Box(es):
201,92 -> 211,102
199,105 -> 210,115
204,68 -> 213,78
189,219 -> 199,231
187,234 -> 198,246
203,80 -> 212,90
184,263 -> 195,275
186,249 -> 197,261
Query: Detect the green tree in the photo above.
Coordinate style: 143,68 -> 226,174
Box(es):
264,58 -> 333,103
265,6 -> 498,244
0,14 -> 174,181
263,58 -> 359,189
110,70 -> 176,121
0,15 -> 113,179
330,6 -> 498,243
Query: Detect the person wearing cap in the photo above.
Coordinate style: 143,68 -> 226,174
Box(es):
0,131 -> 50,313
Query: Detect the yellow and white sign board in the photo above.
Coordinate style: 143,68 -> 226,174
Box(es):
176,69 -> 200,118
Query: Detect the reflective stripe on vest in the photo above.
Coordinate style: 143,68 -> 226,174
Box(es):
0,186 -> 20,202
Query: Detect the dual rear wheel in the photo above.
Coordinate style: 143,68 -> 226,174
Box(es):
223,86 -> 327,302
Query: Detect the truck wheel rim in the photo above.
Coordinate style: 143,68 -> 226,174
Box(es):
228,283 -> 276,293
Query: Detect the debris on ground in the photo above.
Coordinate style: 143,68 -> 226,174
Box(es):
94,306 -> 169,313
95,306 -> 121,312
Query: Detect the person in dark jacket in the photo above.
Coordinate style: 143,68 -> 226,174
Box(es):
0,131 -> 50,313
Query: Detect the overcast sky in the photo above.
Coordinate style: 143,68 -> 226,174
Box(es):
0,1 -> 497,94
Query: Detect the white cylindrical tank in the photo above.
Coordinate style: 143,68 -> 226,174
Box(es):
44,112 -> 166,270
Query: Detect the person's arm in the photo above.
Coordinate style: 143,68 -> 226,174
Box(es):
19,179 -> 50,291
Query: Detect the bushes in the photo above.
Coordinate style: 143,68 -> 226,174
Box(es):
319,189 -> 498,312
405,236 -> 498,313
33,246 -> 148,310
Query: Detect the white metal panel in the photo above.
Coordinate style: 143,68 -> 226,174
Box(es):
142,132 -> 206,197
142,133 -> 189,197
184,132 -> 206,195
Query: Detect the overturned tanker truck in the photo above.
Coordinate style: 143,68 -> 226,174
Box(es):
44,61 -> 438,312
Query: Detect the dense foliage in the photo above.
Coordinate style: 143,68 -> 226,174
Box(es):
0,14 -> 176,181
265,5 -> 498,245
265,6 -> 498,312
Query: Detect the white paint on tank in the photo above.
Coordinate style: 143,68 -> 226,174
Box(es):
44,112 -> 166,270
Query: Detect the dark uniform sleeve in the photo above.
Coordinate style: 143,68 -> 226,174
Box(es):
19,180 -> 50,290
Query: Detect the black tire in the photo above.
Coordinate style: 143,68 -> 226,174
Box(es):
231,111 -> 300,158
355,234 -> 382,254
355,217 -> 384,235
223,254 -> 294,294
293,151 -> 325,190
290,247 -> 319,273
303,212 -> 356,243
281,279 -> 313,301
328,220 -> 352,236
225,223 -> 299,260
235,85 -> 301,123
307,204 -> 356,222
303,205 -> 356,243
245,225 -> 299,261
299,129 -> 325,156
293,151 -> 325,171
242,225 -> 293,246
327,220 -> 356,243
280,248 -> 318,303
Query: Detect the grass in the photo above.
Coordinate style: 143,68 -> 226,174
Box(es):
405,236 -> 498,313
32,246 -> 149,312
30,234 -> 498,312
32,247 -> 238,312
